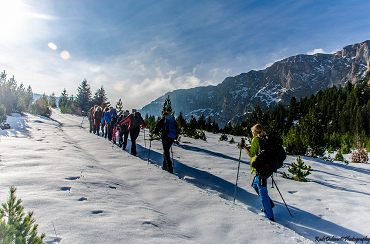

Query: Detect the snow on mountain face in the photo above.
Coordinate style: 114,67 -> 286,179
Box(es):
140,40 -> 370,126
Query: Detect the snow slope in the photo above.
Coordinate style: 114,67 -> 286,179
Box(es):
0,110 -> 369,243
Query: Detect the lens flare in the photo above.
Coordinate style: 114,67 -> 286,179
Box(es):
48,42 -> 57,50
60,50 -> 70,60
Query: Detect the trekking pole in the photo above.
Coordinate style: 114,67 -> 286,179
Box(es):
80,116 -> 85,129
148,140 -> 151,164
233,144 -> 243,204
171,145 -> 174,170
272,177 -> 293,217
144,128 -> 146,148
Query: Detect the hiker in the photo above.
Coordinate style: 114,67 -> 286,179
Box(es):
120,109 -> 145,156
152,111 -> 179,173
103,107 -> 110,139
106,107 -> 117,141
93,106 -> 103,136
117,110 -> 130,150
240,124 -> 275,221
88,106 -> 95,133
111,111 -> 120,144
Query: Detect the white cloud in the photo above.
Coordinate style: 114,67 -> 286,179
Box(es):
307,48 -> 326,55
89,66 -> 101,72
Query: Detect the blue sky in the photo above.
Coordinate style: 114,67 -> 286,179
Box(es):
1,0 -> 370,110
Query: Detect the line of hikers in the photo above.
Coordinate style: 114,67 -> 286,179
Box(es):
88,107 -> 281,220
88,105 -> 145,156
88,106 -> 179,173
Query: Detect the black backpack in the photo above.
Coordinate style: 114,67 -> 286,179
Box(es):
252,135 -> 286,178
131,112 -> 142,128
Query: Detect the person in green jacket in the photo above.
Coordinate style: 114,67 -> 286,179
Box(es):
241,124 -> 275,221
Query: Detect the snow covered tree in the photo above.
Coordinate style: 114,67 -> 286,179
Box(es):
0,187 -> 45,243
116,98 -> 123,113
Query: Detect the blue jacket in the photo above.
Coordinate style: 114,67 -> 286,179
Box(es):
104,111 -> 111,124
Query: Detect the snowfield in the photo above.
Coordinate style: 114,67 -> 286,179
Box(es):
1,110 -> 369,243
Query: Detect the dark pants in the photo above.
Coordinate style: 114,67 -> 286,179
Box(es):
107,123 -> 113,141
89,119 -> 93,133
130,127 -> 140,155
120,129 -> 129,149
162,136 -> 175,173
94,120 -> 100,135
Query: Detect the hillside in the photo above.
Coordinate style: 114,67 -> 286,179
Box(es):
1,110 -> 369,243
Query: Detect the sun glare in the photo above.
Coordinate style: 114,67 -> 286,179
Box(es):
0,0 -> 28,38
60,50 -> 71,60
114,83 -> 124,91
48,42 -> 57,50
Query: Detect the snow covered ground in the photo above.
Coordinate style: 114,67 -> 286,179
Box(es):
1,110 -> 369,243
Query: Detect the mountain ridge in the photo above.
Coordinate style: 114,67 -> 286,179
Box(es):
140,40 -> 370,126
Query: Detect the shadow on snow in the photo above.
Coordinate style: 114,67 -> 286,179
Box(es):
129,140 -> 364,241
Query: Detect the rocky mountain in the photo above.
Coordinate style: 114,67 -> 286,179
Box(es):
140,40 -> 370,126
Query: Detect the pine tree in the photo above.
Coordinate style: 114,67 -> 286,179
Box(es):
198,114 -> 206,130
75,78 -> 92,114
205,116 -> 212,132
176,112 -> 187,131
186,116 -> 197,137
300,112 -> 325,157
282,156 -> 312,182
162,95 -> 174,116
211,119 -> 219,134
0,187 -> 45,243
48,92 -> 57,108
283,125 -> 307,155
116,98 -> 123,113
93,86 -> 110,108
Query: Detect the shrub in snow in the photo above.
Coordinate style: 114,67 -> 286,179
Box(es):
282,156 -> 312,182
229,137 -> 235,144
193,130 -> 206,141
350,148 -> 369,163
149,132 -> 161,141
28,95 -> 52,118
0,187 -> 45,243
219,134 -> 228,142
334,150 -> 344,161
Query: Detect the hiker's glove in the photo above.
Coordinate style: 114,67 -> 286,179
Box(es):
240,138 -> 245,147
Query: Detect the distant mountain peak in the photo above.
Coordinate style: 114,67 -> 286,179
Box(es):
141,40 -> 370,126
